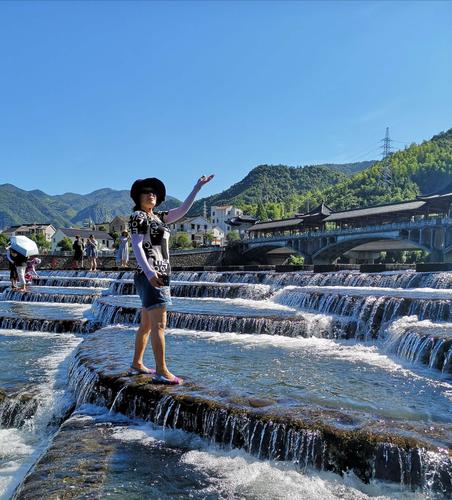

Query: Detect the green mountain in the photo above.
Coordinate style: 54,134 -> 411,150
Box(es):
188,161 -> 373,219
0,185 -> 181,230
300,128 -> 452,212
4,125 -> 449,230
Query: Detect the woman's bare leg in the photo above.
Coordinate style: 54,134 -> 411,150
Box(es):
133,306 -> 181,380
132,308 -> 153,371
150,307 -> 181,380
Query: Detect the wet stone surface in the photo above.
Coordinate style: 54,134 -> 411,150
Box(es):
68,326 -> 452,492
15,405 -> 391,500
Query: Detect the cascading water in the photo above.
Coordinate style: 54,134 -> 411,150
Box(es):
1,267 -> 451,498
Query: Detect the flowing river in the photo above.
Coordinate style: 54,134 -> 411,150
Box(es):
0,269 -> 450,499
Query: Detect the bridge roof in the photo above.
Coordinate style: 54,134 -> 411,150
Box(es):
295,203 -> 333,219
248,218 -> 303,232
324,200 -> 426,222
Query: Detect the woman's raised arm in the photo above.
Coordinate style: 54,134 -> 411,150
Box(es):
164,175 -> 214,225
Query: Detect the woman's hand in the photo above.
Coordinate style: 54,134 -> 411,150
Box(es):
195,174 -> 214,190
149,272 -> 165,288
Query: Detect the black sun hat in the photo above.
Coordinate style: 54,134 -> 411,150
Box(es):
130,178 -> 166,207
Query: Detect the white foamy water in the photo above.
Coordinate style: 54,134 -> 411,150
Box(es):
274,285 -> 452,301
0,301 -> 91,320
1,268 -> 452,497
167,327 -> 452,391
108,411 -> 426,499
0,332 -> 82,500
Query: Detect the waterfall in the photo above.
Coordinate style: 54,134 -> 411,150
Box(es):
0,390 -> 39,428
381,313 -> 452,373
170,270 -> 452,289
67,355 -> 452,495
0,316 -> 98,333
272,287 -> 451,334
34,276 -> 113,288
2,289 -> 100,304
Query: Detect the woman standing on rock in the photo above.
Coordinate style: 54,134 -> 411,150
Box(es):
85,235 -> 98,272
129,175 -> 214,384
116,231 -> 130,268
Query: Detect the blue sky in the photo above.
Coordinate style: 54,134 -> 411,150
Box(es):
0,1 -> 451,200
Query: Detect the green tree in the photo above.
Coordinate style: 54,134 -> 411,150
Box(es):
29,233 -> 51,252
204,231 -> 215,245
57,237 -> 73,251
172,232 -> 192,249
226,230 -> 240,242
0,233 -> 9,249
287,254 -> 305,265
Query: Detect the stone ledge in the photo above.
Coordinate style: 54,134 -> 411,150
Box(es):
68,350 -> 452,493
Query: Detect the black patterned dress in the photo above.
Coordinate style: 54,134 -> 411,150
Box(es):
128,210 -> 171,278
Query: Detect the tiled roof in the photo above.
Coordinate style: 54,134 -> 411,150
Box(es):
248,218 -> 303,231
58,228 -> 113,239
324,200 -> 426,222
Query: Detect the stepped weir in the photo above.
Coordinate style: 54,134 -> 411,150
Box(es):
0,268 -> 450,498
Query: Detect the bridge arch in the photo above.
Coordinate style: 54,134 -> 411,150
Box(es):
312,235 -> 432,264
243,241 -> 308,264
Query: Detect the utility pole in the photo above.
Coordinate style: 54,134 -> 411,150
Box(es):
203,201 -> 207,220
380,127 -> 393,189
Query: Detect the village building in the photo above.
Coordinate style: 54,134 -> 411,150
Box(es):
1,223 -> 56,242
168,216 -> 225,246
109,215 -> 129,235
210,205 -> 243,234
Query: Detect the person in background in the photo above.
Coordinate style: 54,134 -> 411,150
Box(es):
6,247 -> 28,292
25,257 -> 41,283
6,244 -> 18,289
72,235 -> 84,269
85,235 -> 98,271
116,230 -> 130,268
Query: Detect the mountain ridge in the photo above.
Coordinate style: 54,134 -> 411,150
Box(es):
0,160 -> 373,229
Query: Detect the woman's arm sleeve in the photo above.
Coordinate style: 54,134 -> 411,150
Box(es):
164,186 -> 201,224
131,234 -> 157,280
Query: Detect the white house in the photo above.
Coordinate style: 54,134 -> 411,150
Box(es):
210,205 -> 243,234
51,228 -> 114,252
168,216 -> 225,246
2,223 -> 56,242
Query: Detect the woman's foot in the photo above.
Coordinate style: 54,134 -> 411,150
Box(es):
156,370 -> 183,384
130,363 -> 155,375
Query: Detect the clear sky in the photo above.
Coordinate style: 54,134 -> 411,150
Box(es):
0,1 -> 451,200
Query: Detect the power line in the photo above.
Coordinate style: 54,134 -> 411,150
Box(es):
338,143 -> 381,164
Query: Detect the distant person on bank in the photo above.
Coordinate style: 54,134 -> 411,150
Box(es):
6,245 -> 28,292
6,244 -> 19,289
129,174 -> 214,384
72,235 -> 84,269
116,231 -> 130,268
85,235 -> 98,272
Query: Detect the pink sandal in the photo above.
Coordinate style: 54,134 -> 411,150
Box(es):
152,374 -> 183,385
